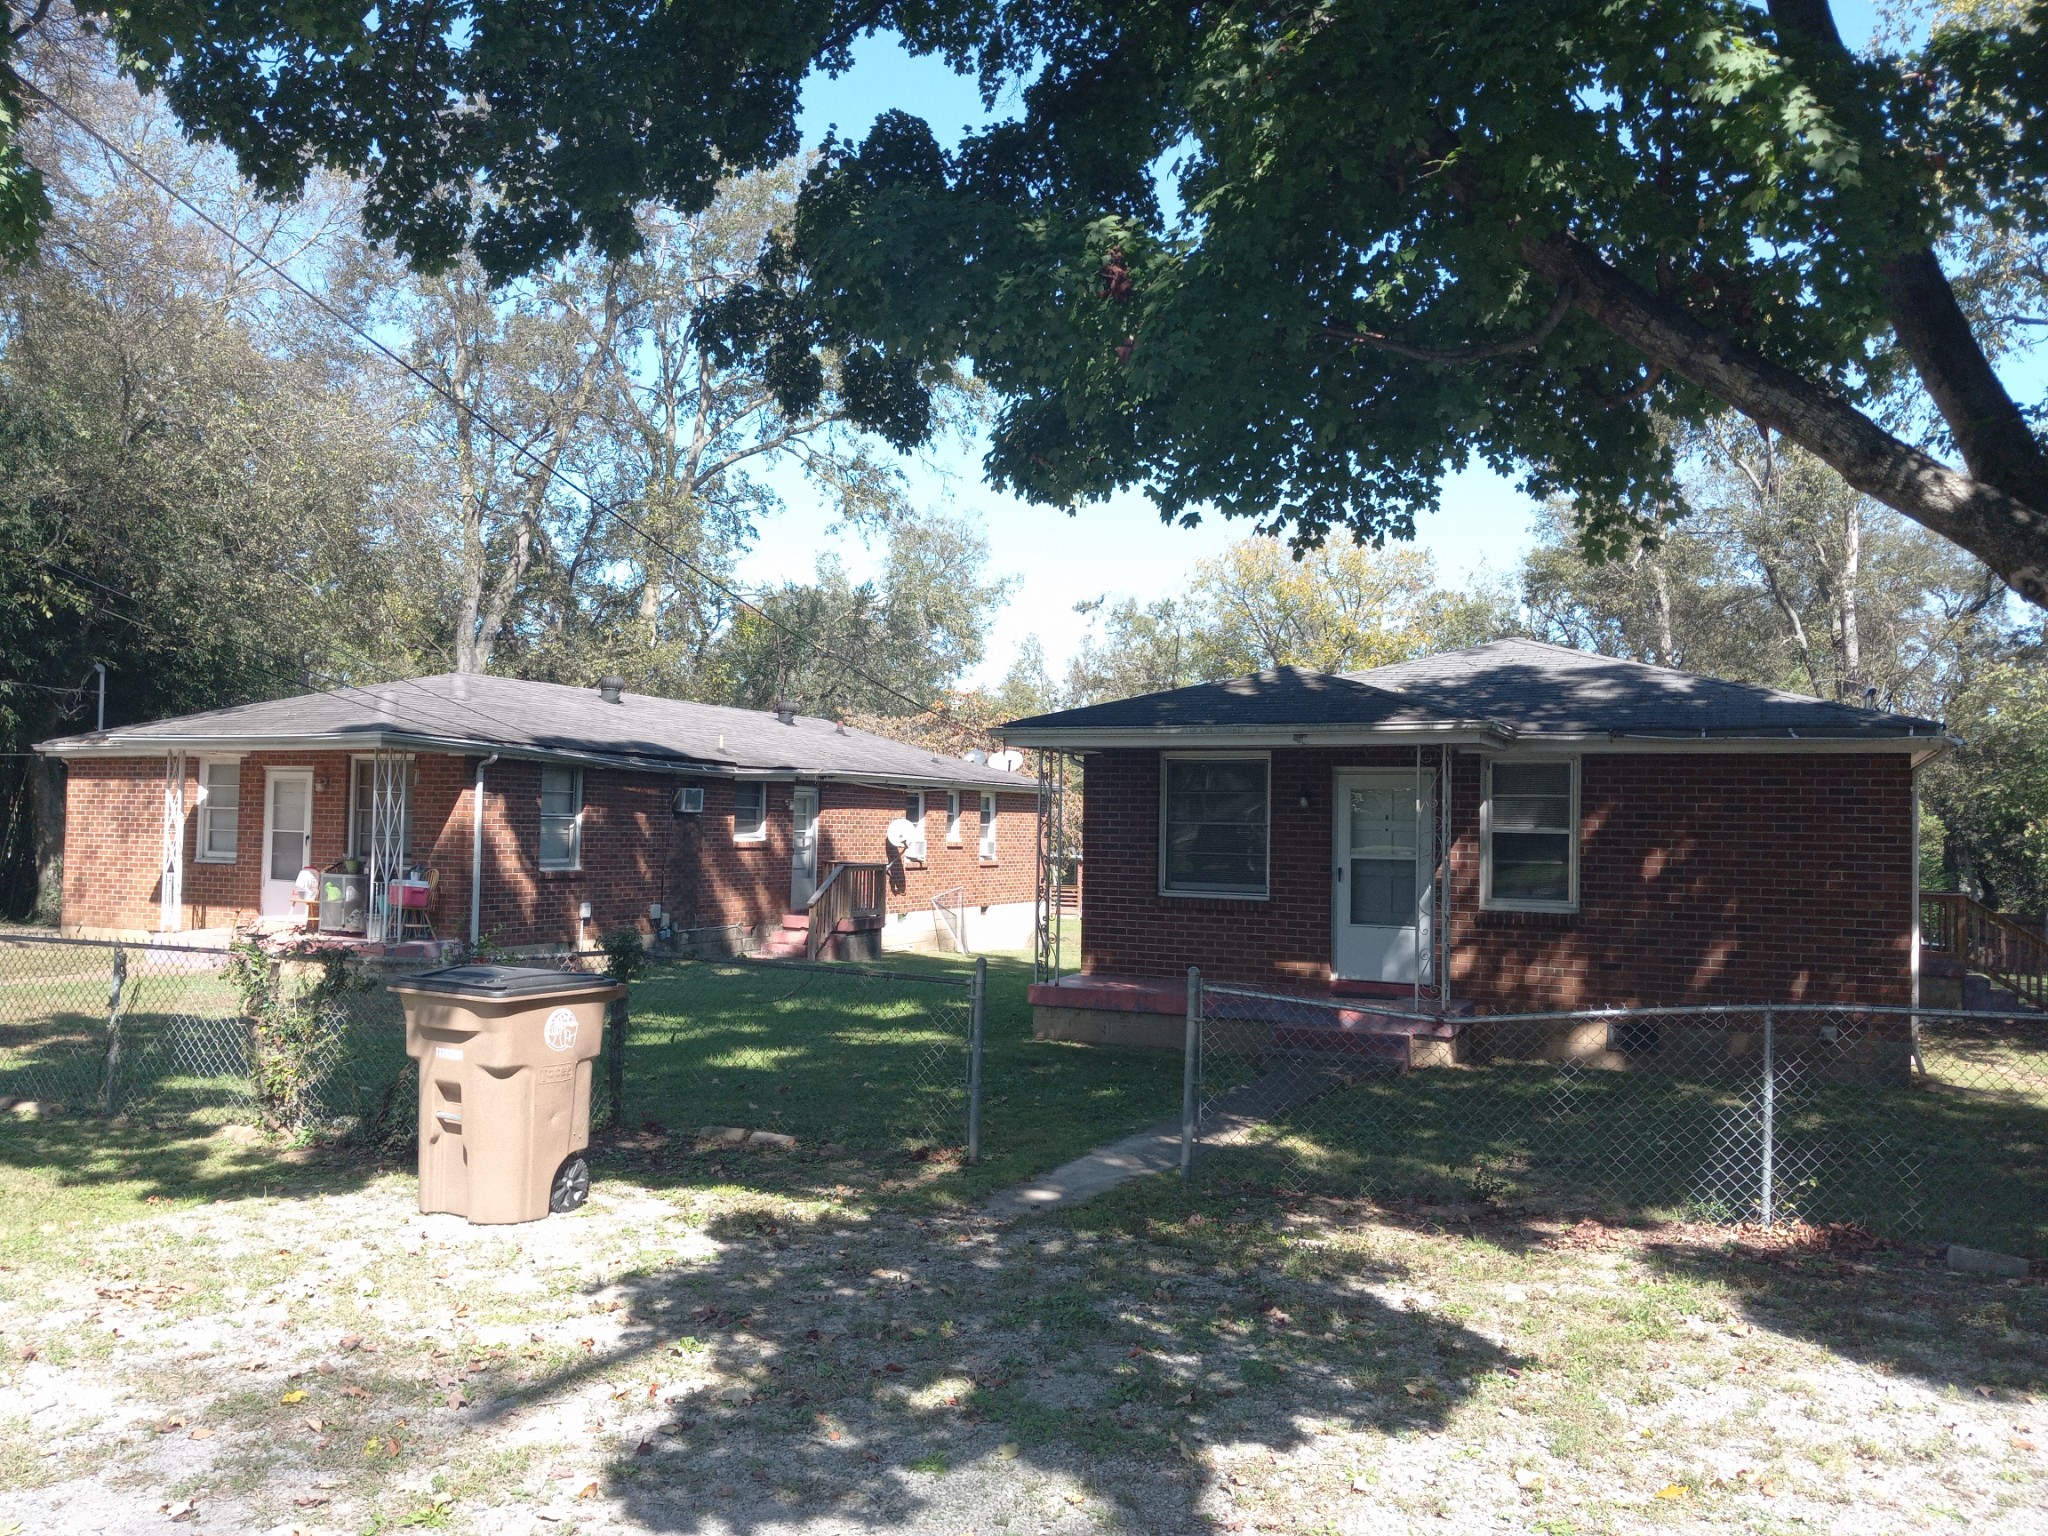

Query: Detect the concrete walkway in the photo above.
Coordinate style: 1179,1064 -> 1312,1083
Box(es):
981,1060 -> 1356,1220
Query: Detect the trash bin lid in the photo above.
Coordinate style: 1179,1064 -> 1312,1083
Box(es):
391,964 -> 617,998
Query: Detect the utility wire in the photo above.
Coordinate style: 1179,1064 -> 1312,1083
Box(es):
30,86 -> 933,717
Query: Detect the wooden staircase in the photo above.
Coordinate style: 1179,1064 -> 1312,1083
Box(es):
1922,891 -> 2047,1013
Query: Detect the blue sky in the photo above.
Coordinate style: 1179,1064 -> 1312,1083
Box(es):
735,2 -> 1995,689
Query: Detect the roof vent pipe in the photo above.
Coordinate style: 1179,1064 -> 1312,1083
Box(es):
774,701 -> 798,726
597,676 -> 625,705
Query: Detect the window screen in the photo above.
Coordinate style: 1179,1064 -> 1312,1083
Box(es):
199,761 -> 240,861
540,766 -> 583,870
979,793 -> 997,859
733,782 -> 767,840
1487,761 -> 1575,905
1162,758 -> 1269,895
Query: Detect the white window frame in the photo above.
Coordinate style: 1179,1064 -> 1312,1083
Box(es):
905,789 -> 926,828
979,793 -> 998,861
1158,751 -> 1272,900
732,781 -> 768,843
946,790 -> 962,845
1480,756 -> 1580,912
194,757 -> 242,864
539,765 -> 585,872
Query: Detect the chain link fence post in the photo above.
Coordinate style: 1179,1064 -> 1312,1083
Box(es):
1759,1006 -> 1776,1227
1180,965 -> 1201,1179
606,989 -> 629,1132
967,955 -> 986,1162
98,942 -> 127,1116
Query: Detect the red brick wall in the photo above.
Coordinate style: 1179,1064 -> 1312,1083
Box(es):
1077,747 -> 1914,1009
61,753 -> 1038,945
815,783 -> 1038,914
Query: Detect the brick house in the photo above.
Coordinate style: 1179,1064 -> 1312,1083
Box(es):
1003,640 -> 1947,1045
38,675 -> 1037,956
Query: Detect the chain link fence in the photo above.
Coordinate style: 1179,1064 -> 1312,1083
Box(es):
1183,973 -> 2048,1259
0,936 -> 986,1171
614,956 -> 983,1161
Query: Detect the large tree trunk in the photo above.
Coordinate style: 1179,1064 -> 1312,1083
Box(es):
1518,233 -> 2048,608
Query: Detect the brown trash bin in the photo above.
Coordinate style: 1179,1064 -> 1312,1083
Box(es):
389,965 -> 626,1224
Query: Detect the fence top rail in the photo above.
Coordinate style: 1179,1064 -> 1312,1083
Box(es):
1201,981 -> 1443,1024
0,932 -> 236,958
1198,982 -> 2044,1029
691,955 -> 974,990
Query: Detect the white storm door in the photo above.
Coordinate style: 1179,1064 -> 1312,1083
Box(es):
260,769 -> 314,917
790,786 -> 819,910
1333,769 -> 1434,983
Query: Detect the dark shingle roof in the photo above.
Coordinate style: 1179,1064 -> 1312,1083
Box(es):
1003,666 -> 1474,735
1004,639 -> 1944,743
1345,639 -> 1941,738
37,674 -> 1030,788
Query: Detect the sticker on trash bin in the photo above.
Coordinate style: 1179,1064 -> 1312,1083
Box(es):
544,1007 -> 580,1052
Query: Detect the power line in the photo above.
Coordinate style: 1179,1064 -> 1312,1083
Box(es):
28,86 -> 933,717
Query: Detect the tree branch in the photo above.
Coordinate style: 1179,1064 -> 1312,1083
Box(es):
1519,231 -> 2048,607
1322,284 -> 1575,364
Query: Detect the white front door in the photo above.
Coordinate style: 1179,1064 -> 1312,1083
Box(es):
260,769 -> 315,917
790,786 -> 819,910
1333,769 -> 1434,983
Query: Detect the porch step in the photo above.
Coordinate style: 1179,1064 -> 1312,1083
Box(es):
780,912 -> 810,931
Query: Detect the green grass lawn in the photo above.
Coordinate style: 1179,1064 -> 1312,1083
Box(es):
616,948 -> 1183,1206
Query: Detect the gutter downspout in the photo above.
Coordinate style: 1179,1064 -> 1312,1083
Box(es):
471,754 -> 498,947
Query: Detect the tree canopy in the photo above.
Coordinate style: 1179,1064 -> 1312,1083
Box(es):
20,1 -> 2046,604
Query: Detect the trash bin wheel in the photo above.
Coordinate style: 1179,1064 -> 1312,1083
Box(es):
549,1155 -> 591,1214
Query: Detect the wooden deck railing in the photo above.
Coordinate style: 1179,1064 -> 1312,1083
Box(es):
806,861 -> 886,961
1922,890 -> 2048,1011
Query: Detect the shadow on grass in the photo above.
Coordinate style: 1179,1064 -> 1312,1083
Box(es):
469,1187 -> 1525,1535
0,1113 -> 388,1224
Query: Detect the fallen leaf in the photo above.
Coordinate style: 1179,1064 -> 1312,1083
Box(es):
187,1427 -> 214,1441
635,1439 -> 654,1457
338,1334 -> 362,1351
281,1390 -> 308,1405
1759,1477 -> 1778,1496
364,1438 -> 383,1458
292,1495 -> 329,1510
2013,1437 -> 2039,1453
1064,1491 -> 1085,1505
384,1435 -> 402,1458
1654,1483 -> 1690,1500
577,1482 -> 600,1499
444,1390 -> 466,1410
340,1385 -> 370,1399
302,1417 -> 323,1434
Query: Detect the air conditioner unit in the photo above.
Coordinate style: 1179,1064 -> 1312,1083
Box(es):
673,786 -> 705,814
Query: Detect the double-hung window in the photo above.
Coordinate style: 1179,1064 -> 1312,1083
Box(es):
946,791 -> 962,845
978,793 -> 998,860
732,781 -> 767,842
539,766 -> 584,870
905,789 -> 925,827
195,759 -> 240,862
1160,754 -> 1270,897
1483,759 -> 1578,909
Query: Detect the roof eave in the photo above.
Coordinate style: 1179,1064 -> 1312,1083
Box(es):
1001,720 -> 1517,750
